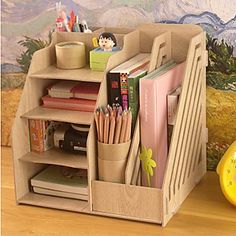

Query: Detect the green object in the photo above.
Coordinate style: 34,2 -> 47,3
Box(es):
90,48 -> 114,71
128,70 -> 147,132
139,144 -> 157,187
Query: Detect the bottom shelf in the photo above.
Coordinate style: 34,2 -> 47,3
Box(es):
18,192 -> 89,213
18,192 -> 161,224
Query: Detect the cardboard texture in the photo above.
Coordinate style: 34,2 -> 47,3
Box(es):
98,141 -> 131,183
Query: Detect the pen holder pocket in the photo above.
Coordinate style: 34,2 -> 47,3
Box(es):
55,41 -> 86,69
98,141 -> 131,183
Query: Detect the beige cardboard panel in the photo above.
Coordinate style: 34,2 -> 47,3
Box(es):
92,180 -> 162,221
125,117 -> 140,185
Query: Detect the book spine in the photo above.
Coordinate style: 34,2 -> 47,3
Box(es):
120,73 -> 129,110
128,76 -> 137,132
107,72 -> 122,107
139,79 -> 158,188
29,119 -> 44,152
128,72 -> 147,133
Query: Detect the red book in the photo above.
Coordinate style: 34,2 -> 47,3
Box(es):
72,82 -> 100,100
48,81 -> 100,100
42,96 -> 96,112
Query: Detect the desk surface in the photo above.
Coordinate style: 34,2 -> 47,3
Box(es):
2,147 -> 236,236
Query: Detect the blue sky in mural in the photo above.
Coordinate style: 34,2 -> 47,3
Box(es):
1,0 -> 236,68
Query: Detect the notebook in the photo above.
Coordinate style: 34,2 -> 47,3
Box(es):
31,165 -> 88,195
139,61 -> 186,188
33,186 -> 88,201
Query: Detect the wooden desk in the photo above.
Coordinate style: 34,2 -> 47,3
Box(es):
2,147 -> 236,236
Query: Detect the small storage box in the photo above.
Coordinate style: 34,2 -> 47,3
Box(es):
90,47 -> 120,71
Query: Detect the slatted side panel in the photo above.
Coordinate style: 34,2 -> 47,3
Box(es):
162,32 -> 206,226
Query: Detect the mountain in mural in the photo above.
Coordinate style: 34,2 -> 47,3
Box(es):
161,11 -> 236,56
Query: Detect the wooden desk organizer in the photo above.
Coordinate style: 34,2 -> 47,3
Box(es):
12,24 -> 207,226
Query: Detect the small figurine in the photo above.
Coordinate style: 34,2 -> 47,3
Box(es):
98,32 -> 117,52
55,1 -> 70,32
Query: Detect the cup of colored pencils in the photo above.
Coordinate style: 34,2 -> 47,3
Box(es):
94,105 -> 132,183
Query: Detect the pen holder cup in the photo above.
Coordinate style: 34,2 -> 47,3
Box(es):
98,140 -> 131,184
55,41 -> 86,69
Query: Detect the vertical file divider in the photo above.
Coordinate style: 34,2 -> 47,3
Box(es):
162,32 -> 206,226
125,31 -> 172,185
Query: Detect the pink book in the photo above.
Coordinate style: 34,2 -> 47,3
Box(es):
139,62 -> 186,188
42,96 -> 96,112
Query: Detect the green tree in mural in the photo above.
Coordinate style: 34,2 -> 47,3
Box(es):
17,32 -> 53,73
206,34 -> 236,90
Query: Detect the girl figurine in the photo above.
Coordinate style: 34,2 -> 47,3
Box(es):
98,32 -> 117,52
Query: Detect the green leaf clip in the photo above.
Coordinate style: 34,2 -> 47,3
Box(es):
139,145 -> 157,187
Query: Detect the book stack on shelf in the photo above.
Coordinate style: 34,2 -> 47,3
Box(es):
42,81 -> 100,112
107,53 -> 150,132
31,165 -> 88,201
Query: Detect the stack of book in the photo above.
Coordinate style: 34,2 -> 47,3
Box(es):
107,53 -> 150,131
31,165 -> 88,201
42,81 -> 100,112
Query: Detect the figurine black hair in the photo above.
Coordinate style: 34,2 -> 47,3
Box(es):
98,32 -> 117,52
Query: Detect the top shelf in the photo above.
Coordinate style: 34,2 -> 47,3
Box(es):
29,65 -> 104,83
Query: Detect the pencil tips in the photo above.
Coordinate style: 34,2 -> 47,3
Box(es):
94,104 -> 132,144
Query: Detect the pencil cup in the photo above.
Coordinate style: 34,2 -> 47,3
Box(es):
55,41 -> 86,69
98,140 -> 131,183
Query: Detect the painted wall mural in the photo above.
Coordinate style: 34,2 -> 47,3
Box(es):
1,0 -> 236,170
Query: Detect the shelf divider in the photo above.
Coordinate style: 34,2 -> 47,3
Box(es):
21,106 -> 94,125
30,65 -> 104,83
19,192 -> 89,211
20,148 -> 88,169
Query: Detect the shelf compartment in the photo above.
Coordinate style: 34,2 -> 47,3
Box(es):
20,148 -> 88,169
30,65 -> 104,83
21,106 -> 94,125
18,192 -> 89,212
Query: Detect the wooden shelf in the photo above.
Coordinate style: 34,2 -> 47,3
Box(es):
30,65 -> 104,83
20,148 -> 88,169
21,106 -> 94,125
18,192 -> 89,212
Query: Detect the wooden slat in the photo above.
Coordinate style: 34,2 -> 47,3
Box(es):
177,61 -> 203,188
19,192 -> 89,212
185,106 -> 202,179
30,65 -> 104,83
169,47 -> 202,197
180,66 -> 203,185
125,117 -> 140,184
20,148 -> 88,169
21,106 -> 94,125
148,32 -> 171,73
